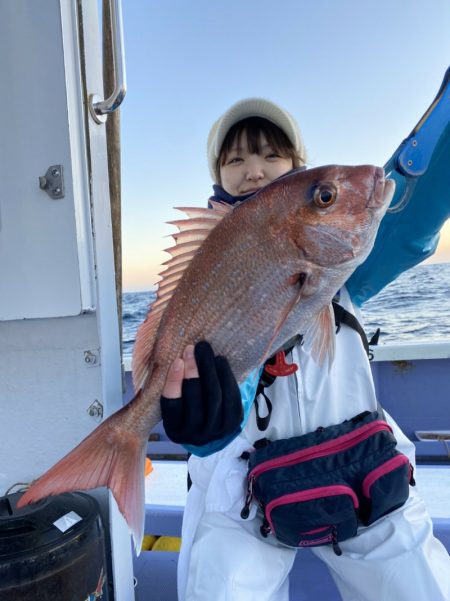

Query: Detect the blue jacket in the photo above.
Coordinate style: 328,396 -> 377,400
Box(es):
347,123 -> 450,306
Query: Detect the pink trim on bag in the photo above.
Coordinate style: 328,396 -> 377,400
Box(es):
301,526 -> 330,535
298,526 -> 333,546
362,454 -> 410,497
250,421 -> 393,480
266,485 -> 359,535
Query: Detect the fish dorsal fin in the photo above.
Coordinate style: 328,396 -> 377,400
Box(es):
303,303 -> 336,369
132,201 -> 233,391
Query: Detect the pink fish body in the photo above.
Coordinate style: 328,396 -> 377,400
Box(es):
18,165 -> 395,550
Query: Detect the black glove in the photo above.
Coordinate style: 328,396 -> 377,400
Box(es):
161,341 -> 243,446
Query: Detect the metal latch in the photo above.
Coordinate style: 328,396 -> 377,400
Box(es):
87,400 -> 104,421
39,165 -> 64,199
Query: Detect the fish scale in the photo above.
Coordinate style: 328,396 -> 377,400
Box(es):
149,244 -> 293,382
17,164 -> 395,552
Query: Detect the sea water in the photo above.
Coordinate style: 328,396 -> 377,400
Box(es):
122,262 -> 450,359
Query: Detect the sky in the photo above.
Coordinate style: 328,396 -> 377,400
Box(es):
117,0 -> 450,291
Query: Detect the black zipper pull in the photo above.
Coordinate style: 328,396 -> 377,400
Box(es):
240,477 -> 254,519
332,528 -> 343,556
409,463 -> 416,487
260,518 -> 271,538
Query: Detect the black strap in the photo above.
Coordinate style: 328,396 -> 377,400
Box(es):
332,301 -> 371,358
253,342 -> 298,431
369,328 -> 381,346
254,391 -> 273,431
253,303 -> 378,432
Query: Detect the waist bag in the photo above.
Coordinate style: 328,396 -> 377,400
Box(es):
240,410 -> 415,555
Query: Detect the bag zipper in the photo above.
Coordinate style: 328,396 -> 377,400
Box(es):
361,454 -> 410,497
249,420 -> 393,481
265,485 -> 358,552
299,526 -> 342,555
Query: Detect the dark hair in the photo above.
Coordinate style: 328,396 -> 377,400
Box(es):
217,117 -> 304,182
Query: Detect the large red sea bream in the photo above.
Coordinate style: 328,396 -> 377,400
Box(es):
18,165 -> 395,550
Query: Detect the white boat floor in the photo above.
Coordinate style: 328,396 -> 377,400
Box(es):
145,461 -> 187,507
145,461 -> 450,518
415,465 -> 450,518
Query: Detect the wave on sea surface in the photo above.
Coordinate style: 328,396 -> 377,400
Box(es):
360,262 -> 450,345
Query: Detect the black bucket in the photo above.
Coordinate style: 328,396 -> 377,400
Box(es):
0,491 -> 109,601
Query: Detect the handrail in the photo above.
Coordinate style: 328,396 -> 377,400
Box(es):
370,341 -> 450,362
89,0 -> 127,123
122,341 -> 450,372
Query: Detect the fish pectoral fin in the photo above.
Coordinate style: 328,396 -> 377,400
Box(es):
17,404 -> 148,554
303,303 -> 336,369
262,289 -> 304,360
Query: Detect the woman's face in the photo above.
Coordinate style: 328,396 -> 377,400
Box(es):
219,131 -> 294,196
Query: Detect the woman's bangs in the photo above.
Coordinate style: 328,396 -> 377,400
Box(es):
219,117 -> 301,169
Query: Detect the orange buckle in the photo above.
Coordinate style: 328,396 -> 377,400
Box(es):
265,351 -> 298,377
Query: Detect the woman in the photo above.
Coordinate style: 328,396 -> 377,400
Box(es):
160,98 -> 450,601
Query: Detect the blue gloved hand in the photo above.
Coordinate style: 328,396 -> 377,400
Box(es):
160,341 -> 243,446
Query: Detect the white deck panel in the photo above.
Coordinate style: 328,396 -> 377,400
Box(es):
414,466 -> 450,518
145,461 -> 188,508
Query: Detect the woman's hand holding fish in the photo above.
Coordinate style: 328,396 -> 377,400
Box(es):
160,341 -> 243,446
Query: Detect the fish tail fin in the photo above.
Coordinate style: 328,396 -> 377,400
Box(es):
17,405 -> 148,553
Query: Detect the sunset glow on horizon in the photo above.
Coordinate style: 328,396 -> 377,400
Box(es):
122,218 -> 450,293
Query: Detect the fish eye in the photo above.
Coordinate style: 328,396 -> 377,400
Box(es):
313,183 -> 337,208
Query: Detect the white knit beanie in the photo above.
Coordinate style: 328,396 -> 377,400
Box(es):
207,97 -> 306,183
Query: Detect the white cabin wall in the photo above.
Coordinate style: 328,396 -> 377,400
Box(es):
0,0 -> 98,488
0,315 -> 103,478
0,1 -> 134,598
0,0 -> 95,319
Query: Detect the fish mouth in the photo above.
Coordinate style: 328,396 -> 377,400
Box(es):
383,178 -> 396,206
367,175 -> 396,210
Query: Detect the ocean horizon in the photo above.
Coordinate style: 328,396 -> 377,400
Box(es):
123,262 -> 450,359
